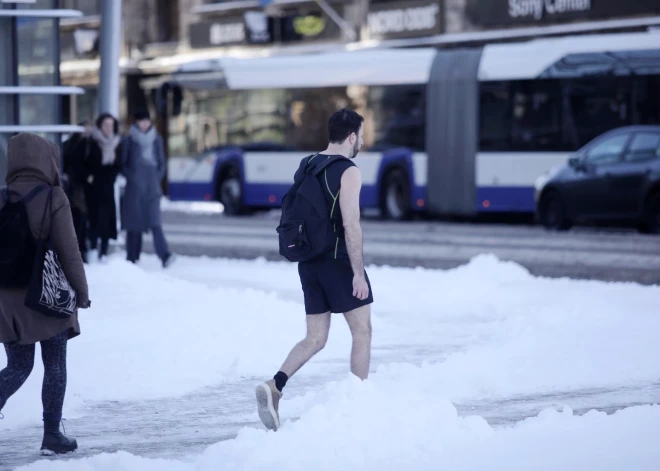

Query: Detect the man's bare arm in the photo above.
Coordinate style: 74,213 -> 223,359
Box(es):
339,166 -> 364,278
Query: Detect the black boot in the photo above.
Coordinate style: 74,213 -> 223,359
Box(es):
0,396 -> 5,419
40,420 -> 77,455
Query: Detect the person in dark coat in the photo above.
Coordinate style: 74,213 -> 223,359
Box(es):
0,133 -> 91,454
121,110 -> 175,267
87,113 -> 121,261
62,120 -> 93,263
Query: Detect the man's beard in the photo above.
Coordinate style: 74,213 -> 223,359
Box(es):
350,140 -> 360,158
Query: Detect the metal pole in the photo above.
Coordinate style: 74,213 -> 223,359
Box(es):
99,0 -> 122,117
54,0 -> 63,169
314,0 -> 357,41
98,0 -> 123,239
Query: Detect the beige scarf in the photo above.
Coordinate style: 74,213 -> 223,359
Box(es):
91,127 -> 120,166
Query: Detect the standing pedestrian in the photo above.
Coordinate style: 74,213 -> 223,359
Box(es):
62,120 -> 93,263
87,113 -> 122,261
255,109 -> 373,431
0,133 -> 91,454
120,110 -> 175,267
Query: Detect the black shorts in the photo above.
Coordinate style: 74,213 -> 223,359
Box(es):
298,257 -> 374,315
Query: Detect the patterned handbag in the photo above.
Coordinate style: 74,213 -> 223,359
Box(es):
24,188 -> 77,319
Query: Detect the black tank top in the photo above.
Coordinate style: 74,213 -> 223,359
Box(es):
297,153 -> 356,259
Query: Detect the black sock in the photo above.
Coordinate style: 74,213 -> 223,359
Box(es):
273,371 -> 288,392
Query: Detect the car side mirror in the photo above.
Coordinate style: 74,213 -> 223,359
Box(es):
568,157 -> 584,171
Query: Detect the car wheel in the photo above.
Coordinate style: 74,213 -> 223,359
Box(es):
381,168 -> 411,221
539,191 -> 571,231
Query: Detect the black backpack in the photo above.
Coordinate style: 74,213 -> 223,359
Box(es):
0,185 -> 48,288
277,154 -> 348,262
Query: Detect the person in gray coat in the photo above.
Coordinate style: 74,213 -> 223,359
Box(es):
121,110 -> 176,267
0,133 -> 90,454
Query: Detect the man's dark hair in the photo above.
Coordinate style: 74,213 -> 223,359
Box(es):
327,108 -> 364,144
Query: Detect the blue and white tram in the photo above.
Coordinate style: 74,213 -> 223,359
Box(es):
161,30 -> 660,219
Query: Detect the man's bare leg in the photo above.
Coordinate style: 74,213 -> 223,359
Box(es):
256,312 -> 331,431
343,304 -> 372,380
279,311 -> 331,378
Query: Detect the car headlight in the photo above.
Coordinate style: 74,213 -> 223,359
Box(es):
534,173 -> 549,192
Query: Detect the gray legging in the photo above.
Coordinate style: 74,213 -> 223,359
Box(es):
0,330 -> 68,422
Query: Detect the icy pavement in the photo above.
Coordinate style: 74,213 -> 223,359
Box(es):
155,206 -> 660,285
1,253 -> 659,470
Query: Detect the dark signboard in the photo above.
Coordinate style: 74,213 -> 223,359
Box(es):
366,0 -> 442,40
280,9 -> 344,43
466,0 -> 660,28
189,7 -> 346,48
189,11 -> 273,48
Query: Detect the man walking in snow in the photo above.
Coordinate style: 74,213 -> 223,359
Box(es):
255,108 -> 374,431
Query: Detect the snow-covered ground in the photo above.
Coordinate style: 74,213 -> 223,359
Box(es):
159,198 -> 225,215
2,253 -> 660,470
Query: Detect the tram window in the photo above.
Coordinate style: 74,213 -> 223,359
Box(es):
510,81 -> 562,152
562,78 -> 631,149
286,86 -> 370,152
368,85 -> 425,152
632,76 -> 660,126
479,82 -> 512,152
227,89 -> 288,146
286,87 -> 350,151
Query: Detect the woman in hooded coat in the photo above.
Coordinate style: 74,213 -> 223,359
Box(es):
87,112 -> 122,260
0,133 -> 90,454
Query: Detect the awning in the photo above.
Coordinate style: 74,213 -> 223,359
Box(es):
0,86 -> 85,95
0,9 -> 83,18
0,125 -> 86,134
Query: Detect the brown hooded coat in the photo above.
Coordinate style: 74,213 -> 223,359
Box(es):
0,133 -> 89,345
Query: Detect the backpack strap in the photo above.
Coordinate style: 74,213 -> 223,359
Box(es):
22,184 -> 48,204
0,187 -> 17,203
37,188 -> 54,241
0,184 -> 48,204
311,155 -> 350,176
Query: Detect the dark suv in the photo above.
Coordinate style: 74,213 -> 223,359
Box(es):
535,126 -> 660,233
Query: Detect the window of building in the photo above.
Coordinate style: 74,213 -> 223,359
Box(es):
59,0 -> 101,16
0,134 -> 8,186
16,16 -> 58,127
17,0 -> 57,9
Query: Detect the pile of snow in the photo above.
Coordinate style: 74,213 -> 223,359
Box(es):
15,374 -> 660,470
3,253 -> 660,470
3,254 -> 660,429
160,197 -> 224,214
0,257 -> 354,429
